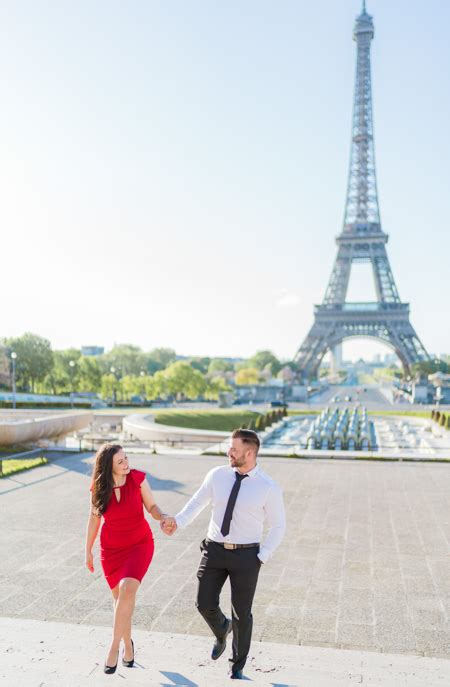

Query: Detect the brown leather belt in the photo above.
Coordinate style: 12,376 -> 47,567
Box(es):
206,539 -> 259,550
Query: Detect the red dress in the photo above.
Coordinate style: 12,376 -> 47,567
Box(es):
94,469 -> 154,590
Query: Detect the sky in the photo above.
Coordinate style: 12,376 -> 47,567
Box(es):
1,0 -> 449,362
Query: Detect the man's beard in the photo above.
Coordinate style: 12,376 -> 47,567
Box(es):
230,456 -> 244,467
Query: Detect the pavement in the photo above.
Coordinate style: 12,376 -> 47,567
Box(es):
2,616 -> 450,686
1,451 -> 450,684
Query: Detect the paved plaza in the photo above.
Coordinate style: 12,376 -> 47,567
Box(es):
1,450 -> 450,680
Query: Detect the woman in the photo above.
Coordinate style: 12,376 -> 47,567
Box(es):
85,443 -> 167,674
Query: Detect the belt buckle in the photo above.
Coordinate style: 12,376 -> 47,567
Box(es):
223,543 -> 236,550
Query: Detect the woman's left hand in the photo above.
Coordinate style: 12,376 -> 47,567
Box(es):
85,550 -> 94,573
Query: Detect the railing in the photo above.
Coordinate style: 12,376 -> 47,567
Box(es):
316,302 -> 409,313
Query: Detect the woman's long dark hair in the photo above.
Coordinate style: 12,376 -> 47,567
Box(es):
91,443 -> 123,515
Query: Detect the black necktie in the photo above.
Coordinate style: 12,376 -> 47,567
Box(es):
221,472 -> 248,536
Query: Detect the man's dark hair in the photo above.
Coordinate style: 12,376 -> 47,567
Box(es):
232,428 -> 260,453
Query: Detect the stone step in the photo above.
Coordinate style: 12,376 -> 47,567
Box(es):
1,617 -> 449,687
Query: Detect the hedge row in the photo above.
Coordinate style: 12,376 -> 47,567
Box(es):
0,401 -> 92,409
431,410 -> 450,430
245,406 -> 288,432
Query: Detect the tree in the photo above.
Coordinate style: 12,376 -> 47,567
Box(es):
78,357 -> 102,393
234,359 -> 251,372
189,357 -> 211,374
146,347 -> 176,374
101,374 -> 122,402
0,345 -> 10,389
204,376 -> 232,400
121,375 -> 142,401
151,370 -> 169,399
56,349 -> 81,393
4,333 -> 53,392
163,361 -> 206,399
411,359 -> 449,379
208,359 -> 234,375
102,344 -> 146,377
144,374 -> 162,400
248,350 -> 282,376
235,368 -> 260,386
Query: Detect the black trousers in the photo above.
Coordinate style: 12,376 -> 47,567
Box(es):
196,538 -> 261,673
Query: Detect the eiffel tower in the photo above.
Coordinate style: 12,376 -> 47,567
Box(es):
295,1 -> 429,380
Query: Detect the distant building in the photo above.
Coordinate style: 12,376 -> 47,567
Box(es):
383,353 -> 399,366
278,366 -> 295,383
81,346 -> 104,357
235,384 -> 286,404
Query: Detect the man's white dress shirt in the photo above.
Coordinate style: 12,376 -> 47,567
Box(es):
175,464 -> 286,564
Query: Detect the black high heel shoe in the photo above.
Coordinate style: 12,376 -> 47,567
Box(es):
104,650 -> 119,674
122,639 -> 134,668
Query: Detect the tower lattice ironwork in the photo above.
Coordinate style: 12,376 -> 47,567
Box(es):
295,1 -> 429,379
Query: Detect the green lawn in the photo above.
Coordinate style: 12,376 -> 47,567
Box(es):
154,409 -> 260,432
0,456 -> 48,478
368,410 -> 432,419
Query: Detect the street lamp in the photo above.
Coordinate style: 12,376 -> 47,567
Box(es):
11,352 -> 17,409
69,360 -> 76,408
140,370 -> 146,405
110,366 -> 116,407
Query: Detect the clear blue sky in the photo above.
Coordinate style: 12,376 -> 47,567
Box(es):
1,0 -> 449,361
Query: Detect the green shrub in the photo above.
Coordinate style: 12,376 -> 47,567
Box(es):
255,414 -> 266,432
0,401 -> 91,409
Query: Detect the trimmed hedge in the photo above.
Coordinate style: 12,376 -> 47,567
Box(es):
0,401 -> 92,409
431,410 -> 449,430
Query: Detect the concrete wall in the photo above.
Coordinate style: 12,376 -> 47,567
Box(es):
123,413 -> 229,447
0,411 -> 93,446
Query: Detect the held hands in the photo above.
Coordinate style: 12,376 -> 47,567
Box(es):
160,515 -> 177,536
85,550 -> 94,573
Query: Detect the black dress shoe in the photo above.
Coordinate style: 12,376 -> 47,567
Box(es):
122,638 -> 134,668
229,669 -> 244,679
211,619 -> 232,660
104,650 -> 119,674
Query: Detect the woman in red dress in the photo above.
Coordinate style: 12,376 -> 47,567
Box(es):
85,443 -> 167,674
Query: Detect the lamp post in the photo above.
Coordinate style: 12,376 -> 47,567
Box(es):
11,352 -> 17,409
110,366 -> 116,407
140,369 -> 146,406
69,360 -> 76,408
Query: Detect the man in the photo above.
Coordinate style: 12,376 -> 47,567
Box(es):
161,428 -> 286,680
